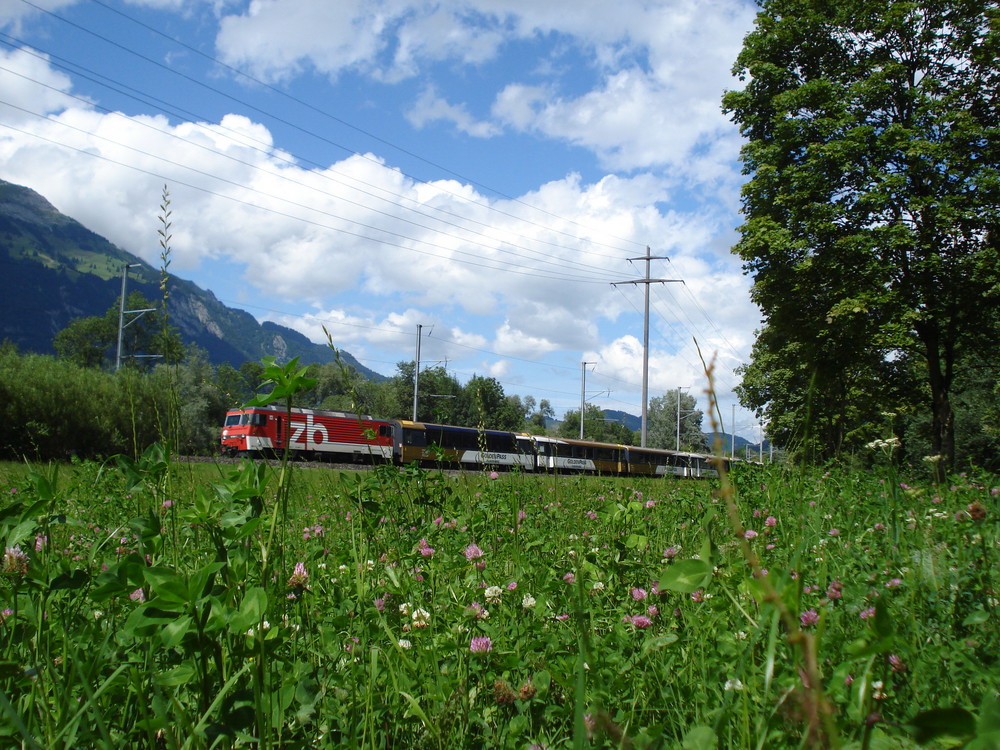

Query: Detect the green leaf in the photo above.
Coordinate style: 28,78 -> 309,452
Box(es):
159,614 -> 193,649
230,587 -> 268,634
908,707 -> 976,744
155,663 -> 197,687
682,725 -> 717,750
962,609 -> 990,626
49,569 -> 89,591
658,559 -> 712,594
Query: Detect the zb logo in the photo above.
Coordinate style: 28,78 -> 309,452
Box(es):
290,413 -> 329,447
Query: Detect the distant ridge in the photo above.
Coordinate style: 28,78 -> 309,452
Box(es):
0,178 -> 385,379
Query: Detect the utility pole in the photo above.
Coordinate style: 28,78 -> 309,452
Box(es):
115,263 -> 156,371
731,403 -> 736,457
412,324 -> 422,421
612,248 -> 682,447
580,361 -> 594,440
675,385 -> 692,451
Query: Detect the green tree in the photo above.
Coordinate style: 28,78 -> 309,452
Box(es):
53,291 -> 181,370
53,314 -> 116,368
560,404 -> 637,444
647,389 -> 708,452
456,375 -> 524,432
723,0 -> 1000,468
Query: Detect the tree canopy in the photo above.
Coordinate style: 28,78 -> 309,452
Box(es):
724,0 -> 1000,469
647,389 -> 708,452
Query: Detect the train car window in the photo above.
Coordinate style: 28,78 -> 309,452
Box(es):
403,429 -> 426,447
250,414 -> 266,426
378,425 -> 392,437
224,414 -> 242,426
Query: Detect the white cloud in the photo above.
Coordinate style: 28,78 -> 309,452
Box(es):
406,86 -> 501,138
0,47 -> 81,123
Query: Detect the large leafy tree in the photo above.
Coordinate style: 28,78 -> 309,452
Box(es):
647,389 -> 708,452
724,0 -> 1000,467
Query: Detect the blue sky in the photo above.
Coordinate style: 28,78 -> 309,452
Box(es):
0,0 -> 765,442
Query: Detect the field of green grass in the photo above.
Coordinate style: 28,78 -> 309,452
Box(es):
0,452 -> 996,749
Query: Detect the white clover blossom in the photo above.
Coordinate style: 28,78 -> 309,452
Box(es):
398,639 -> 412,650
522,594 -> 536,609
484,586 -> 503,603
724,679 -> 744,692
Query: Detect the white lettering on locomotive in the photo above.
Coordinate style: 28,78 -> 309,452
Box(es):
290,413 -> 329,447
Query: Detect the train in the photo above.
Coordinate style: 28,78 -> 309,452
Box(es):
220,404 -> 729,479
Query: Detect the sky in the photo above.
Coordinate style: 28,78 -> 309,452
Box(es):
0,0 -> 766,443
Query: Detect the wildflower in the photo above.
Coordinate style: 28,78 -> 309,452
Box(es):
623,614 -> 653,628
470,635 -> 492,653
374,597 -> 386,612
645,500 -> 656,508
467,602 -> 489,620
744,529 -> 758,540
0,608 -> 13,621
129,588 -> 146,603
647,604 -> 659,618
799,609 -> 819,627
968,501 -> 987,522
489,471 -> 499,480
724,678 -> 744,692
873,522 -> 886,531
765,515 -> 777,527
563,572 -> 576,584
663,546 -> 678,559
828,528 -> 840,537
493,678 -> 516,705
3,546 -> 29,577
521,594 -> 536,609
888,654 -> 906,673
464,543 -> 484,561
484,586 -> 503,604
586,510 -> 598,521
411,607 -> 431,628
399,602 -> 412,616
630,587 -> 648,601
417,538 -> 436,557
506,580 -> 517,591
872,680 -> 887,700
398,639 -> 412,650
860,607 -> 876,620
519,681 -> 537,701
826,580 -> 843,600
691,590 -> 705,603
885,578 -> 902,589
287,562 -> 309,589
555,613 -> 570,621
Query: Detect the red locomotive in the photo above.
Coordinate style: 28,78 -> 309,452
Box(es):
220,405 -> 394,462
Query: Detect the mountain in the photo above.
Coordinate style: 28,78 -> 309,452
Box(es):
602,409 -> 761,452
0,178 -> 385,379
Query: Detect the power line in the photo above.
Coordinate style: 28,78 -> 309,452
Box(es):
16,0 -> 642,259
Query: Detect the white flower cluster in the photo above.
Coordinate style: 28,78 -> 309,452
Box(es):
866,436 -> 901,453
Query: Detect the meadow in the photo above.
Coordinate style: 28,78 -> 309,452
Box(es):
0,450 -> 996,749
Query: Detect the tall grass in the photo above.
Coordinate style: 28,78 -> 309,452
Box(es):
0,454 -> 996,748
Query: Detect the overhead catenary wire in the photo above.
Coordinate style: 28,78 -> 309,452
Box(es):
0,36 -> 630,276
15,0 -> 642,260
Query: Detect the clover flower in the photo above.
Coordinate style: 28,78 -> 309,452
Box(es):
287,562 -> 309,589
470,635 -> 492,653
2,546 -> 28,577
484,586 -> 503,604
799,609 -> 819,627
464,543 -> 484,561
623,614 -> 653,628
